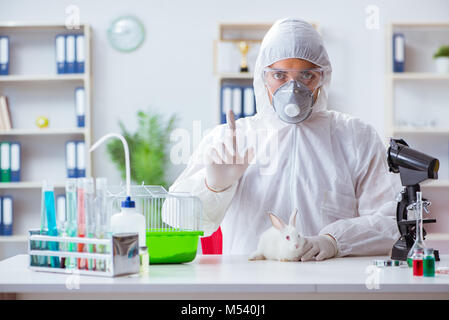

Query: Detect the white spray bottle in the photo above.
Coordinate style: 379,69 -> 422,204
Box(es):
89,133 -> 146,249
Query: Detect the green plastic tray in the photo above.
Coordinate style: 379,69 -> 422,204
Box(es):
146,229 -> 204,264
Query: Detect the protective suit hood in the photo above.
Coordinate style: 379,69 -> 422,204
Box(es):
254,18 -> 332,121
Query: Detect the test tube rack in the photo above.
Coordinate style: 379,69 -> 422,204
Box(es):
27,230 -> 140,277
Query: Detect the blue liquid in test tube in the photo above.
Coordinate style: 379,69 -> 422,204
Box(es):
44,182 -> 60,268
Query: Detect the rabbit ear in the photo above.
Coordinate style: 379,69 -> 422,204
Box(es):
269,212 -> 285,230
289,208 -> 298,227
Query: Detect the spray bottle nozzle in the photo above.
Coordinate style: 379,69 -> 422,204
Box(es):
121,196 -> 135,208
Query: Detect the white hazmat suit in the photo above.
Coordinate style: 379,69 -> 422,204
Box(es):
170,18 -> 402,257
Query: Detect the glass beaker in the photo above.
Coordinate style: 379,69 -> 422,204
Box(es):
407,191 -> 426,267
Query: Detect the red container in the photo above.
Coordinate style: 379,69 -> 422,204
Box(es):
413,259 -> 423,276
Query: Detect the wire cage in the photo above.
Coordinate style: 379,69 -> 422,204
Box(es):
106,185 -> 204,264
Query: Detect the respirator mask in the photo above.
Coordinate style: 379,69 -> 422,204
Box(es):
263,67 -> 326,124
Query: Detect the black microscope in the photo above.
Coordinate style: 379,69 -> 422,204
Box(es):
387,138 -> 440,261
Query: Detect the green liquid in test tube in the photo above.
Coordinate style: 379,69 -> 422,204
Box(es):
56,194 -> 67,268
95,177 -> 108,272
38,181 -> 49,267
65,179 -> 78,269
77,178 -> 86,269
84,178 -> 95,271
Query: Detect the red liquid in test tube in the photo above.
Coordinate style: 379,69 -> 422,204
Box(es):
77,184 -> 86,269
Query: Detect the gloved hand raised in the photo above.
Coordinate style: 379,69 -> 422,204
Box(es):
205,110 -> 255,192
299,234 -> 338,261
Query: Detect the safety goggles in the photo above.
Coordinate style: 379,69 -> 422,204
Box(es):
262,67 -> 326,92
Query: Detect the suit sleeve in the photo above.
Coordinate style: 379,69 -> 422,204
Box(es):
319,121 -> 403,256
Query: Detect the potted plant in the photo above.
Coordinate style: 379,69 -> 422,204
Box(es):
433,45 -> 449,74
106,109 -> 177,189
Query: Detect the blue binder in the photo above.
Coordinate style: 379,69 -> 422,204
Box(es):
65,35 -> 76,74
76,141 -> 86,178
1,196 -> 13,235
75,87 -> 85,127
65,140 -> 77,178
55,34 -> 66,74
232,86 -> 243,120
75,34 -> 85,73
243,86 -> 256,117
10,142 -> 21,182
0,36 -> 9,75
220,86 -> 233,124
393,33 -> 405,72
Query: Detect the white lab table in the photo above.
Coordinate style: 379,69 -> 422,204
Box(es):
0,254 -> 449,299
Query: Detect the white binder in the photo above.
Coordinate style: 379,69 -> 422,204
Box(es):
2,196 -> 13,235
10,142 -> 20,182
243,87 -> 255,116
222,87 -> 232,114
55,35 -> 66,73
75,87 -> 85,127
65,35 -> 76,73
76,141 -> 86,177
0,36 -> 9,75
75,34 -> 85,73
65,141 -> 77,178
232,87 -> 242,117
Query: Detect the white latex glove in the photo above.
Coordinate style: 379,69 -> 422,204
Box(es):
300,234 -> 338,262
205,110 -> 254,192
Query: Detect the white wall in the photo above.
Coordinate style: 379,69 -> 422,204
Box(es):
1,0 -> 448,186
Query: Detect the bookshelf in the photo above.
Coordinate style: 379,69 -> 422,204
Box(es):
385,22 -> 449,247
0,22 -> 93,258
385,22 -> 449,187
213,23 -> 269,124
0,74 -> 86,82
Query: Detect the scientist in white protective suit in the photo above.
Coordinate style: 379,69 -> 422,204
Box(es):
169,18 -> 402,261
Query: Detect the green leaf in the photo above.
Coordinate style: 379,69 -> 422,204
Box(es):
434,45 -> 449,59
106,109 -> 178,189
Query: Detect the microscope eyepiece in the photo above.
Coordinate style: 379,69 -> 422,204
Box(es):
387,138 -> 439,186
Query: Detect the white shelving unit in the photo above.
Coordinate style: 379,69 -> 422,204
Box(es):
0,182 -> 66,189
0,128 -> 86,136
0,74 -> 86,82
385,22 -> 449,186
0,22 -> 93,258
385,22 -> 449,247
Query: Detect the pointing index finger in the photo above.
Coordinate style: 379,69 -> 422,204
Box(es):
226,110 -> 236,131
226,110 -> 237,153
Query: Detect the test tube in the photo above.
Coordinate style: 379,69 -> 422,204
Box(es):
38,180 -> 49,267
95,177 -> 108,271
84,177 -> 95,271
44,181 -> 60,268
77,178 -> 86,269
56,194 -> 67,267
65,179 -> 78,269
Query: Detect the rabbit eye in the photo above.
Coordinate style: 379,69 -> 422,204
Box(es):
286,236 -> 290,240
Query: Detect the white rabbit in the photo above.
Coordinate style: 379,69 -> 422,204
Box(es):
248,208 -> 307,262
